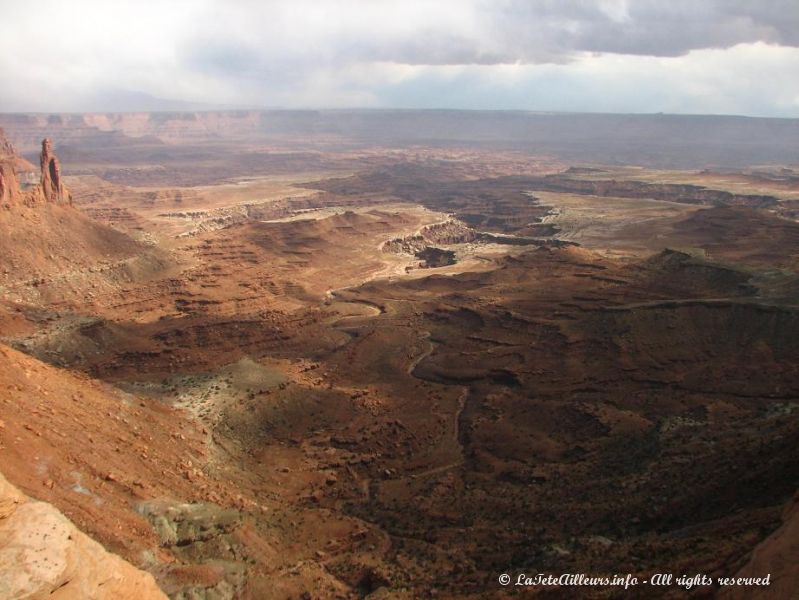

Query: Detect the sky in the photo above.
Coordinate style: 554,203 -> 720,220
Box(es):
1,0 -> 798,116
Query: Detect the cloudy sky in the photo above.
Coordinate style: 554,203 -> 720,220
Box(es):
1,0 -> 798,116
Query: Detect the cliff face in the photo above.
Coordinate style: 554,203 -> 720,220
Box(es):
0,111 -> 264,150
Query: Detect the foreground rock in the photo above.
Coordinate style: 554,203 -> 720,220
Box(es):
0,471 -> 167,600
719,491 -> 799,600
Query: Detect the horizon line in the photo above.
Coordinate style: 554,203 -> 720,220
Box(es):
1,108 -> 798,120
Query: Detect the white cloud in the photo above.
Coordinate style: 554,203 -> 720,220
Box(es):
0,1 -> 797,115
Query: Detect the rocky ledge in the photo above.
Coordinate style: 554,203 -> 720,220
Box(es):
0,471 -> 167,599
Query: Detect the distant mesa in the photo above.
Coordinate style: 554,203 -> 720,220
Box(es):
0,129 -> 72,208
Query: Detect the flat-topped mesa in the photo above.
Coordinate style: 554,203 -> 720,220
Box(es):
39,138 -> 72,205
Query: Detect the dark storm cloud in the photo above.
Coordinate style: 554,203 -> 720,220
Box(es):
553,0 -> 799,57
429,0 -> 799,64
178,0 -> 799,78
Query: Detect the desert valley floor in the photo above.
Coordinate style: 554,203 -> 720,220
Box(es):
0,111 -> 797,599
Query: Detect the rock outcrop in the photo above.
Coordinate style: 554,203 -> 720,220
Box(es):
40,138 -> 71,205
0,131 -> 72,208
719,491 -> 799,600
0,132 -> 158,294
0,471 -> 167,600
0,129 -> 20,205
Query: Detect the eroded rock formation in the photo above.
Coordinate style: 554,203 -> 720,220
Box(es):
0,131 -> 72,208
40,138 -> 71,205
0,129 -> 20,206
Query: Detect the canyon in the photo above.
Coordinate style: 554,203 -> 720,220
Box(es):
0,112 -> 797,599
